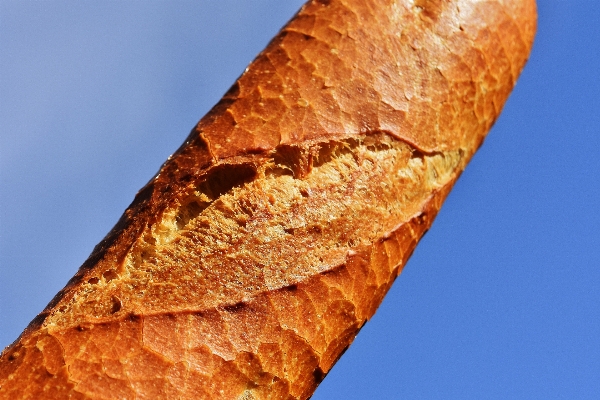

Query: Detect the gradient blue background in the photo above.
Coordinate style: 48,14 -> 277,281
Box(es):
1,1 -> 599,398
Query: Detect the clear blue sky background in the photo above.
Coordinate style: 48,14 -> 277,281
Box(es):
1,1 -> 598,398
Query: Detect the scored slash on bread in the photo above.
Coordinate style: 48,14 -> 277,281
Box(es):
0,0 -> 536,398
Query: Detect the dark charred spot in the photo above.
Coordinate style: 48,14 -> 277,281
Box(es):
313,367 -> 325,383
7,350 -> 20,361
128,313 -> 141,323
224,302 -> 246,313
283,284 -> 298,292
311,225 -> 323,234
224,81 -> 240,98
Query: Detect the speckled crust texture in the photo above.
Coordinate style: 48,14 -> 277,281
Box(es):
0,0 -> 536,399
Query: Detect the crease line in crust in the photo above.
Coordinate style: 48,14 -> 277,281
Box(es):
44,131 -> 466,330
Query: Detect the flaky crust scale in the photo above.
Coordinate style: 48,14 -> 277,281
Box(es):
0,0 -> 536,398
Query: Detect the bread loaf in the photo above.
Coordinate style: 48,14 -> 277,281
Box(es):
0,0 -> 536,398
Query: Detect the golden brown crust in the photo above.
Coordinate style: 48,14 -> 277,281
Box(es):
0,0 -> 536,398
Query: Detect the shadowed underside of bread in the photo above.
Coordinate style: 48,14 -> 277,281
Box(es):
0,0 -> 536,398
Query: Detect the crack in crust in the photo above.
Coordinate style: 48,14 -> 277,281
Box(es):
44,132 -> 464,329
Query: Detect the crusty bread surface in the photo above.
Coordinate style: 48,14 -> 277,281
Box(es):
0,0 -> 536,398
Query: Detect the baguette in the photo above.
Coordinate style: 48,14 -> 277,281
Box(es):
0,0 -> 536,398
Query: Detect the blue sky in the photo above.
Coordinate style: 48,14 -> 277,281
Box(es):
1,1 -> 599,398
